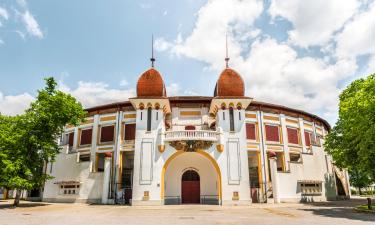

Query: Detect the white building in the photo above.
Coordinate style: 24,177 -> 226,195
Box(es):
43,60 -> 350,205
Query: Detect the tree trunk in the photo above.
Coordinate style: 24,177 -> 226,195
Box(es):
359,187 -> 362,195
13,189 -> 21,207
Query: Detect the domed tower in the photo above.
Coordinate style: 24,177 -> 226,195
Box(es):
209,37 -> 252,191
129,38 -> 170,202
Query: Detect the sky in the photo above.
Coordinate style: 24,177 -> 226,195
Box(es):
0,0 -> 374,126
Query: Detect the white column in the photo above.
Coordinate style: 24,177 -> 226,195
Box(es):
102,155 -> 112,204
269,156 -> 280,203
280,114 -> 290,171
73,127 -> 79,150
90,115 -> 100,172
298,118 -> 306,153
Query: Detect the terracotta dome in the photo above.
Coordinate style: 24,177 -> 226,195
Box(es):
214,68 -> 244,97
137,68 -> 166,97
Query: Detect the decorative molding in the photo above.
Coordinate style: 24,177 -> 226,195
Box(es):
216,144 -> 224,152
158,145 -> 165,153
169,140 -> 213,152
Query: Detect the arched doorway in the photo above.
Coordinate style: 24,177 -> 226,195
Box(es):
181,170 -> 200,204
161,151 -> 222,205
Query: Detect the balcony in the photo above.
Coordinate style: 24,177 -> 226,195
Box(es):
164,130 -> 218,142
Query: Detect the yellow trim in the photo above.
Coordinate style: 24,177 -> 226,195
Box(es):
263,115 -> 279,121
257,152 -> 263,194
286,118 -> 298,125
100,116 -> 116,122
303,123 -> 313,130
179,111 -> 201,116
124,114 -> 136,119
160,150 -> 222,201
82,118 -> 94,124
245,113 -> 257,119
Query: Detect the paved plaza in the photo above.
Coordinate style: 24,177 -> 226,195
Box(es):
0,198 -> 374,225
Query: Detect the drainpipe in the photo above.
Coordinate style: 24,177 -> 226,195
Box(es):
259,110 -> 268,203
112,109 -> 122,202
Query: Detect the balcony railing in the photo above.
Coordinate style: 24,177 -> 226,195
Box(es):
164,130 -> 218,142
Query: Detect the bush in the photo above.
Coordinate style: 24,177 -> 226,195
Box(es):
351,189 -> 357,195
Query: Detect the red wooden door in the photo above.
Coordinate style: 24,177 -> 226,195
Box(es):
181,170 -> 200,204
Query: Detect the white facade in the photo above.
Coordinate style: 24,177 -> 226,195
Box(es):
43,97 -> 350,205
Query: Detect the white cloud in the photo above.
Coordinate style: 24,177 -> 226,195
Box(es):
335,1 -> 375,60
119,79 -> 129,87
166,83 -> 181,96
0,92 -> 34,116
237,38 -> 357,123
269,0 -> 359,47
0,39 -> 4,45
17,0 -> 27,8
0,7 -> 9,21
59,81 -> 135,108
22,10 -> 43,39
163,10 -> 168,16
161,0 -> 263,70
156,0 -> 363,124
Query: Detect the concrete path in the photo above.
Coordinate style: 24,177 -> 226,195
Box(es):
0,198 -> 374,225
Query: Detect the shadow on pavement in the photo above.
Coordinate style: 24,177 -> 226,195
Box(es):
0,202 -> 50,209
299,198 -> 375,222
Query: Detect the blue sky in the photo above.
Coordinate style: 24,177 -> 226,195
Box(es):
0,0 -> 374,125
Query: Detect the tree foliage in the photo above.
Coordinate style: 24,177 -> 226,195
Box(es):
0,77 -> 86,206
325,74 -> 375,182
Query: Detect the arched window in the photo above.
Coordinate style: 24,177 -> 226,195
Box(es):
147,107 -> 152,131
229,107 -> 235,132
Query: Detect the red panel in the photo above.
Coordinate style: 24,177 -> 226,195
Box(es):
68,133 -> 74,147
246,123 -> 256,140
185,125 -> 196,130
304,131 -> 311,146
287,128 -> 299,144
124,124 -> 136,140
80,128 -> 92,145
251,187 -> 259,203
100,125 -> 114,143
182,181 -> 200,204
265,125 -> 280,142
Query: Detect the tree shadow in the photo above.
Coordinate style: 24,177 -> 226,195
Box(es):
299,206 -> 375,222
0,202 -> 50,209
299,198 -> 375,222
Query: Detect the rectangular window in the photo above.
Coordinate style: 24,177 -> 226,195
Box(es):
287,127 -> 299,145
246,123 -> 256,140
96,153 -> 105,172
124,123 -> 136,140
304,131 -> 312,147
265,125 -> 280,142
290,153 -> 302,163
100,125 -> 115,143
68,132 -> 74,147
79,153 -> 90,162
80,128 -> 92,146
229,108 -> 235,132
147,108 -> 152,131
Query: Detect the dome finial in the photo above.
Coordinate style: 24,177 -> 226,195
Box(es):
225,32 -> 230,68
150,34 -> 155,68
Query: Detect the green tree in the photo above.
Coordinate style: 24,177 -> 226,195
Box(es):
0,77 -> 86,206
349,168 -> 372,195
325,74 -> 375,182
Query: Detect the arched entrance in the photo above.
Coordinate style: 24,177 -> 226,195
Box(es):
161,151 -> 222,205
181,170 -> 200,204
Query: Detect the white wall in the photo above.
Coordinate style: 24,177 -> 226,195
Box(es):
275,146 -> 337,202
43,152 -> 103,203
216,109 -> 251,205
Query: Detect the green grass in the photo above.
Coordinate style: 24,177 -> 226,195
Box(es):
356,203 -> 375,213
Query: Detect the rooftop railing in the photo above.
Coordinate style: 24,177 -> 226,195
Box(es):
164,130 -> 218,142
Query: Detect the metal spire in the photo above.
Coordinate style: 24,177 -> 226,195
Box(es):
225,33 -> 230,68
151,35 -> 155,67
